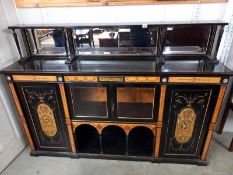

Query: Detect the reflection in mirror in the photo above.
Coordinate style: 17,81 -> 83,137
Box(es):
29,29 -> 66,55
163,26 -> 210,55
73,27 -> 157,56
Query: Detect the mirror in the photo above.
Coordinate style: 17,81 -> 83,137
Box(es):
163,25 -> 210,55
73,27 -> 157,56
28,28 -> 66,55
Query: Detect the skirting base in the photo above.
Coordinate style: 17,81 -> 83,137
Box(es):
30,151 -> 207,166
30,150 -> 78,158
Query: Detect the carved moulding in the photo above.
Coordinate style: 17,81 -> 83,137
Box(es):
72,121 -> 156,136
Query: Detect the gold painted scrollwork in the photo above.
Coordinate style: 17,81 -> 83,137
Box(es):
174,107 -> 196,143
37,103 -> 57,137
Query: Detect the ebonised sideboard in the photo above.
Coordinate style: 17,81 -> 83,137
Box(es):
1,21 -> 232,165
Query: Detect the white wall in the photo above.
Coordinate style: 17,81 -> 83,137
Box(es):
0,0 -> 27,172
217,0 -> 233,65
16,3 -> 226,25
223,0 -> 233,69
221,0 -> 233,133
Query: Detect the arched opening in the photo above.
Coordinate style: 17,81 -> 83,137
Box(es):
128,126 -> 154,157
102,125 -> 126,155
75,124 -> 100,153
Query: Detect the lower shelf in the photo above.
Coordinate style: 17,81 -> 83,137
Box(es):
102,125 -> 126,155
128,126 -> 154,156
75,124 -> 101,154
117,102 -> 153,119
75,124 -> 155,157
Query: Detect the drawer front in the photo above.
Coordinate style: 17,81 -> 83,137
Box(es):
160,85 -> 219,158
64,76 -> 160,83
15,83 -> 71,152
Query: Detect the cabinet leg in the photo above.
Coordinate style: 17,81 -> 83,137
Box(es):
229,138 -> 233,152
217,103 -> 230,134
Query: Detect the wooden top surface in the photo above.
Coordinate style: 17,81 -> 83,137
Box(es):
1,56 -> 232,76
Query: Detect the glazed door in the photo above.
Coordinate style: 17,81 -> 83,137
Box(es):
160,85 -> 219,159
15,82 -> 71,152
113,84 -> 159,121
65,83 -> 110,120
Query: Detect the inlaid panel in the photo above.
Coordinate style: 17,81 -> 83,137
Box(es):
15,83 -> 71,152
174,107 -> 196,143
36,103 -> 58,137
160,85 -> 219,158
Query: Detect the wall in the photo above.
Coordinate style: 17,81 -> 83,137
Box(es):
217,0 -> 233,65
220,0 -> 233,132
0,0 -> 27,172
16,3 -> 226,24
223,0 -> 233,69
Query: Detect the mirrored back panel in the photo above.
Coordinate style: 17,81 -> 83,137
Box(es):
163,25 -> 215,55
28,28 -> 66,56
73,27 -> 157,56
9,21 -> 227,63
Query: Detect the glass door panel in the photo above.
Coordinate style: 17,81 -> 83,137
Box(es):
116,87 -> 155,119
70,87 -> 107,117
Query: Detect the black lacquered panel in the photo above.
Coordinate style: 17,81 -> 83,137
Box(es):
160,85 -> 219,159
15,83 -> 71,152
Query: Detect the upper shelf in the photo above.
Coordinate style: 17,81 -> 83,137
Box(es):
8,21 -> 228,63
8,20 -> 228,29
